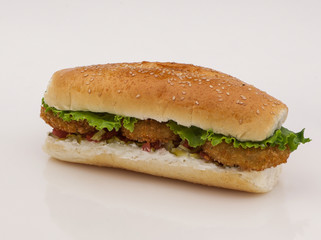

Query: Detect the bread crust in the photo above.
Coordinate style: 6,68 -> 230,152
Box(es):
44,136 -> 282,193
44,62 -> 288,141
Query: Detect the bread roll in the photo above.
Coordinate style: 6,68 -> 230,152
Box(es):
44,136 -> 282,193
44,62 -> 288,141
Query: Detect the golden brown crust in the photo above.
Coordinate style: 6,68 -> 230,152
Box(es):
202,141 -> 290,171
44,62 -> 288,141
121,119 -> 180,143
40,106 -> 95,134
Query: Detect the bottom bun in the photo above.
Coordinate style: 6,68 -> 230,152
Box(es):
43,136 -> 282,193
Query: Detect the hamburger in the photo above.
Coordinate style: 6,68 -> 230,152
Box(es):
40,62 -> 310,193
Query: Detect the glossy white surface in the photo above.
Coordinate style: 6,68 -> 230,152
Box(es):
1,1 -> 320,239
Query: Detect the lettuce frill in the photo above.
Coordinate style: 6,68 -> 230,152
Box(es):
42,99 -> 310,151
42,99 -> 137,132
166,121 -> 310,151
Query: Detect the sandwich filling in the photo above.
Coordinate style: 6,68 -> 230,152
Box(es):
41,100 -> 310,171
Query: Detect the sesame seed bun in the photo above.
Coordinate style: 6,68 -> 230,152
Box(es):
44,136 -> 282,193
44,62 -> 288,141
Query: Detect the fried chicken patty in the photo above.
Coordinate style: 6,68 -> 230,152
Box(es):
41,106 -> 96,134
121,119 -> 180,143
202,140 -> 290,171
41,107 -> 179,144
41,106 -> 290,171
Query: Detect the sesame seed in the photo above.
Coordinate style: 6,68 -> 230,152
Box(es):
239,119 -> 243,124
263,103 -> 268,106
272,104 -> 276,107
248,87 -> 252,91
226,92 -> 230,96
182,91 -> 186,95
221,87 -> 225,89
170,83 -> 174,86
90,78 -> 94,81
209,85 -> 213,88
172,96 -> 176,101
240,95 -> 247,100
117,90 -> 121,93
154,74 -> 158,77
85,81 -> 89,85
181,97 -> 184,100
81,70 -> 84,73
216,89 -> 222,93
218,98 -> 223,102
88,89 -> 91,94
271,111 -> 275,115
256,110 -> 260,114
84,74 -> 88,77
136,94 -> 140,98
195,101 -> 199,105
261,106 -> 265,110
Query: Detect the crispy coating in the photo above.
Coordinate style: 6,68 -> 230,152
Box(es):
41,106 -> 290,171
121,119 -> 180,143
40,106 -> 96,134
202,141 -> 290,171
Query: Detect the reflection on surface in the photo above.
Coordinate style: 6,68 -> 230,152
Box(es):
44,158 -> 307,239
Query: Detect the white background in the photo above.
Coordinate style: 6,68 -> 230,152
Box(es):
1,0 -> 321,239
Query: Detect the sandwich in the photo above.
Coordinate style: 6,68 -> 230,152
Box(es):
40,62 -> 310,193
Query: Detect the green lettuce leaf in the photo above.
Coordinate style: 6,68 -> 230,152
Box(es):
166,120 -> 310,151
42,99 -> 310,151
206,127 -> 310,152
122,117 -> 138,133
166,121 -> 208,148
42,99 -> 133,132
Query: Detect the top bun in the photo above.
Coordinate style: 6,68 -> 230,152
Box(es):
44,62 -> 288,141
